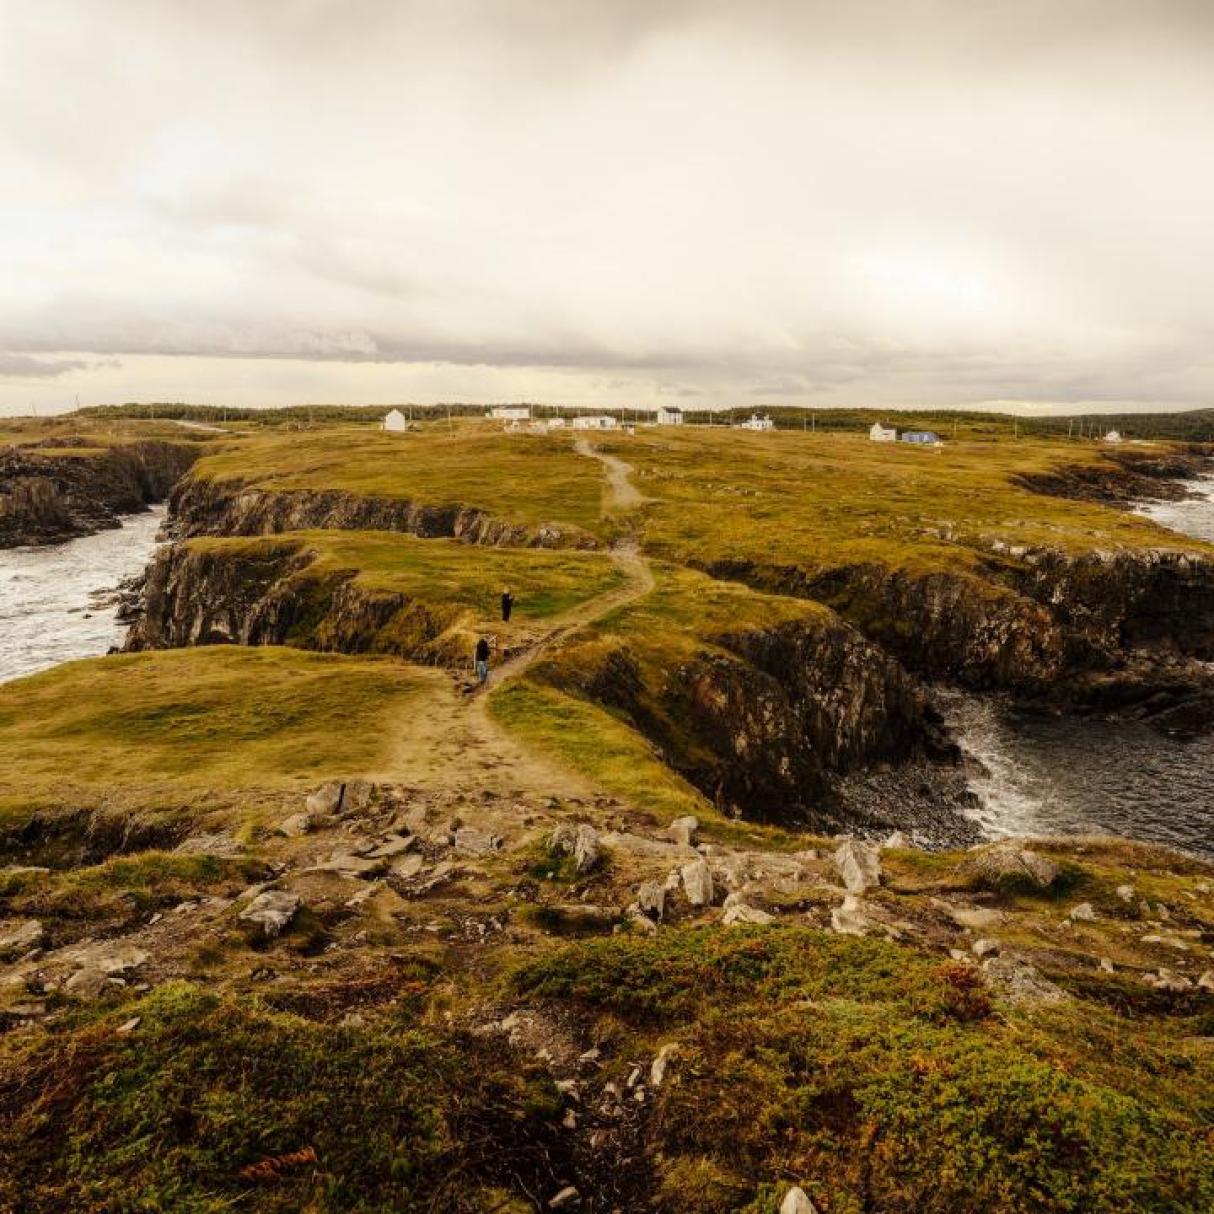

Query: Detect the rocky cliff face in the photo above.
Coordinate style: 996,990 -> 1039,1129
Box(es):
127,540 -> 464,662
546,616 -> 953,827
0,440 -> 199,548
168,475 -> 598,549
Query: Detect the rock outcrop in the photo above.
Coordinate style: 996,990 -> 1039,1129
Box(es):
167,473 -> 598,549
0,440 -> 198,547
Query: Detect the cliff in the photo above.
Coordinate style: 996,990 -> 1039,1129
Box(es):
167,473 -> 599,549
0,440 -> 199,548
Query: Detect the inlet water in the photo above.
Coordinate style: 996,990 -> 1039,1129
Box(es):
0,508 -> 164,684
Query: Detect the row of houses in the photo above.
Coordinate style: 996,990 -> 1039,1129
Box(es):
869,422 -> 942,445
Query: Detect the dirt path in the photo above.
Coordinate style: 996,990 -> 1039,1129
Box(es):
574,437 -> 648,511
376,447 -> 654,802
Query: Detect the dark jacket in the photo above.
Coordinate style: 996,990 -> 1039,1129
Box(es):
475,638 -> 491,662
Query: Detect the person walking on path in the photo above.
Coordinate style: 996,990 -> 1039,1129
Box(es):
474,636 -> 492,685
501,588 -> 514,622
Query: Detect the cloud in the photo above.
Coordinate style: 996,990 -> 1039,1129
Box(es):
0,353 -> 95,379
3,2 -> 1214,411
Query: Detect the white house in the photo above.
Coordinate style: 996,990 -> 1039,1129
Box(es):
571,415 -> 619,431
546,417 -> 567,429
869,422 -> 897,442
382,408 -> 407,433
489,405 -> 531,422
1102,429 -> 1123,444
737,413 -> 775,431
657,406 -> 685,426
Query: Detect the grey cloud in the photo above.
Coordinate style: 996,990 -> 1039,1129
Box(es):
0,354 -> 94,379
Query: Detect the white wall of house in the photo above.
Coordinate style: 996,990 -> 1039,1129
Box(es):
869,422 -> 897,442
489,405 -> 531,421
657,406 -> 684,425
382,409 -> 407,432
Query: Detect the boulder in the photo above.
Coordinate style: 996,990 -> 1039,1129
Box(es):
944,903 -> 1004,932
833,839 -> 882,893
64,968 -> 115,999
548,1187 -> 579,1210
306,782 -> 346,815
601,831 -> 696,859
970,840 -> 1059,891
882,831 -> 909,850
238,890 -> 300,938
572,825 -> 600,873
668,815 -> 699,846
830,895 -> 872,937
637,880 -> 666,921
0,918 -> 44,959
310,853 -> 385,879
1116,883 -> 1135,902
1149,968 -> 1192,993
390,854 -> 427,880
972,937 -> 1000,958
1069,902 -> 1098,922
781,1188 -> 819,1214
681,859 -> 715,907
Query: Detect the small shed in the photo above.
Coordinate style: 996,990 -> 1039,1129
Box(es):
382,409 -> 407,433
869,422 -> 897,442
657,406 -> 685,426
901,430 -> 941,445
572,415 -> 618,431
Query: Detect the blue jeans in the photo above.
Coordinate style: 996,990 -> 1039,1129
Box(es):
476,660 -> 489,684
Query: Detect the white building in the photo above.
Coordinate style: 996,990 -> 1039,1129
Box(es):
546,417 -> 567,429
571,415 -> 619,431
489,405 -> 531,422
1102,429 -> 1123,444
657,406 -> 685,426
869,422 -> 898,442
737,413 -> 775,431
382,408 -> 407,433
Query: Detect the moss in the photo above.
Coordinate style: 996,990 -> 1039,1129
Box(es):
0,983 -> 567,1213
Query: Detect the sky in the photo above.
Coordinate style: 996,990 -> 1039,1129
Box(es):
2,0 -> 1213,416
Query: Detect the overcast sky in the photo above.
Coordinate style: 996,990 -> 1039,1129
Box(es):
2,0 -> 1213,415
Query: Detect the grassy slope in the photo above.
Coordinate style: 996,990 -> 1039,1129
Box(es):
0,647 -> 435,816
190,423 -> 606,534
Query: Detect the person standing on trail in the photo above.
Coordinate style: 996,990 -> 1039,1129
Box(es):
501,588 -> 514,622
474,636 -> 491,685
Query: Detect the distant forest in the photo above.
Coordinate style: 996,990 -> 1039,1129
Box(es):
77,400 -> 1214,441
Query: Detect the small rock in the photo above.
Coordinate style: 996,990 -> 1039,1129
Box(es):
1197,970 -> 1214,992
345,882 -> 383,909
548,1185 -> 580,1209
781,1187 -> 819,1214
650,1042 -> 678,1088
310,853 -> 385,879
833,839 -> 882,893
1116,884 -> 1135,902
972,937 -> 1000,958
944,903 -> 1004,932
238,891 -> 300,938
116,1016 -> 141,1034
1069,902 -> 1098,922
668,815 -> 699,846
1149,968 -> 1192,993
722,903 -> 775,926
275,812 -> 314,838
364,834 -> 416,860
637,880 -> 666,921
453,827 -> 502,856
627,910 -> 658,935
390,854 -> 426,880
882,831 -> 908,850
830,895 -> 872,937
1099,957 -> 1114,973
0,919 -> 44,960
681,859 -> 715,907
64,968 -> 112,1000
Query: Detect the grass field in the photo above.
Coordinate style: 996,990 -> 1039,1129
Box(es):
605,428 -> 1211,572
190,423 -> 607,535
0,647 -> 434,815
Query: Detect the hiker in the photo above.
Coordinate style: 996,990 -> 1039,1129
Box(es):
501,588 -> 514,622
474,636 -> 492,685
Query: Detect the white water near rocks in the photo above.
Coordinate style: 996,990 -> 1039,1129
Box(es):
0,508 -> 164,684
947,478 -> 1214,857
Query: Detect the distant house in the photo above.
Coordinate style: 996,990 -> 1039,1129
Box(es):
869,422 -> 898,442
1102,429 -> 1123,444
489,405 -> 531,422
571,415 -> 618,431
382,409 -> 407,433
657,406 -> 685,426
901,430 -> 941,445
546,417 -> 567,429
737,413 -> 775,431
